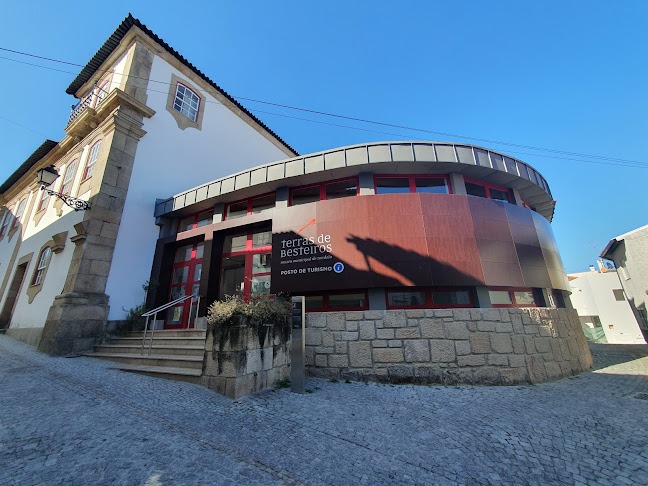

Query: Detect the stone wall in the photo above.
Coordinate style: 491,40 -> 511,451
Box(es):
305,308 -> 592,385
202,323 -> 291,399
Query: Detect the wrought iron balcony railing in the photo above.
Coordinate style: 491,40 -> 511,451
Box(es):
67,85 -> 109,125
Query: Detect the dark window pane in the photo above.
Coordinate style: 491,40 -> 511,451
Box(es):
219,255 -> 246,299
251,275 -> 271,297
175,244 -> 194,262
613,289 -> 625,301
291,186 -> 320,205
388,291 -> 426,307
178,216 -> 195,232
432,290 -> 471,306
195,243 -> 204,259
197,211 -> 213,227
252,253 -> 272,274
489,188 -> 510,202
415,178 -> 448,194
465,182 -> 488,198
326,180 -> 357,200
172,266 -> 189,285
375,177 -> 410,194
226,201 -> 248,219
305,296 -> 324,311
329,293 -> 366,309
251,194 -> 275,214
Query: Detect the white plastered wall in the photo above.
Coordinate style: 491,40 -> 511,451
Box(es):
569,271 -> 645,344
104,55 -> 293,319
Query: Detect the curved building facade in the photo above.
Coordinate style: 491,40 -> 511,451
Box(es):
151,141 -> 592,384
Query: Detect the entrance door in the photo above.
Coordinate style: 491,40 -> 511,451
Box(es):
166,242 -> 203,329
0,263 -> 28,329
219,230 -> 272,301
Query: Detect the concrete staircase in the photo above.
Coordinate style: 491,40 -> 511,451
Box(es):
84,329 -> 207,384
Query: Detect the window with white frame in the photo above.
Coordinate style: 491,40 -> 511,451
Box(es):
11,198 -> 27,229
61,160 -> 78,195
82,142 -> 101,181
37,188 -> 51,212
31,247 -> 52,286
0,210 -> 11,236
173,83 -> 200,121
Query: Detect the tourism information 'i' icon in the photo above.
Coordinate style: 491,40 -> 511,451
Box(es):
333,262 -> 344,273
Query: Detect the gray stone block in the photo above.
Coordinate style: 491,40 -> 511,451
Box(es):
404,340 -> 430,362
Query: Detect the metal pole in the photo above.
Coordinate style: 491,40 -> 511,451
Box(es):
290,296 -> 306,394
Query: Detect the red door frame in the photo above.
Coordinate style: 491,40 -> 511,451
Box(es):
167,242 -> 203,329
220,232 -> 271,301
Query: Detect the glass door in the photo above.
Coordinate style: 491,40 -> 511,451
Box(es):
219,230 -> 272,301
167,242 -> 203,328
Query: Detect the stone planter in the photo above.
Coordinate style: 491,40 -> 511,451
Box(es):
203,320 -> 291,399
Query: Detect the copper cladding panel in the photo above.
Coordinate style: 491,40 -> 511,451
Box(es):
271,194 -> 568,293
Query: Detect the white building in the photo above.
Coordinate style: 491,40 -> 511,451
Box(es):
568,269 -> 645,344
0,14 -> 296,354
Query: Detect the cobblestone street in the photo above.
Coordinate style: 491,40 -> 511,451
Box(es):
1,336 -> 647,485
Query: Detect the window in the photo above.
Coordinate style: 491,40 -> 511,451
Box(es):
386,287 -> 473,309
219,229 -> 272,301
290,178 -> 358,206
225,193 -> 275,220
375,175 -> 449,195
0,210 -> 12,237
82,142 -> 101,181
31,247 -> 52,286
178,209 -> 214,232
37,188 -> 51,212
11,198 -> 27,229
61,160 -> 78,195
173,83 -> 200,122
168,242 -> 203,328
465,179 -> 511,203
489,288 -> 539,307
613,289 -> 625,301
304,291 -> 368,312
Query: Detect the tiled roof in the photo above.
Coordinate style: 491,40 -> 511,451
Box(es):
66,14 -> 297,156
0,140 -> 58,195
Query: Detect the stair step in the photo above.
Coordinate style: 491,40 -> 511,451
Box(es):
110,336 -> 207,346
84,352 -> 203,370
95,344 -> 205,356
127,330 -> 207,338
109,363 -> 203,384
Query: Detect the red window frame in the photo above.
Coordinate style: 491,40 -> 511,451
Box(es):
224,192 -> 276,221
81,141 -> 101,182
167,241 -> 204,328
11,198 -> 27,230
177,209 -> 214,233
289,177 -> 359,206
373,174 -> 452,194
385,287 -> 475,310
464,178 -> 512,203
488,287 -> 539,308
60,159 -> 78,195
304,290 -> 369,312
220,230 -> 272,301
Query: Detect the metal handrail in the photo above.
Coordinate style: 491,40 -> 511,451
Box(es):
140,293 -> 201,355
67,84 -> 110,125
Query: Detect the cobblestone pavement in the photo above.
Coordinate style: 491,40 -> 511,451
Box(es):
1,337 -> 647,486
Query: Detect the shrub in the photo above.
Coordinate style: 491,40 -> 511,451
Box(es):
207,295 -> 290,329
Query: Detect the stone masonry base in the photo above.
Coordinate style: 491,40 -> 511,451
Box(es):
305,308 -> 593,385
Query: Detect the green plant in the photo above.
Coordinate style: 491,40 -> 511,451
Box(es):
275,379 -> 290,389
116,281 -> 155,335
207,295 -> 290,328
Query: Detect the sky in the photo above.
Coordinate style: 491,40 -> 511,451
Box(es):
0,1 -> 646,274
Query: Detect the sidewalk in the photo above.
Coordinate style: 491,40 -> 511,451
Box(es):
1,335 -> 647,485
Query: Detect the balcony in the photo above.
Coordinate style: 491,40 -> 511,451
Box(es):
67,85 -> 109,126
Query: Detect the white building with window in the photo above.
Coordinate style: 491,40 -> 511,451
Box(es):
568,269 -> 646,344
0,14 -> 296,353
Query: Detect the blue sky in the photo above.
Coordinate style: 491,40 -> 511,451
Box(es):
1,1 -> 646,273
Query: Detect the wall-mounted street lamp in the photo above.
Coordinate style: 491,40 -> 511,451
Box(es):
36,165 -> 91,211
